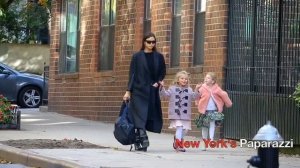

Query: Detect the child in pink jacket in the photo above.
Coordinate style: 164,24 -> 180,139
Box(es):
196,72 -> 232,145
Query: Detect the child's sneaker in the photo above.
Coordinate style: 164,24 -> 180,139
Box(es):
173,137 -> 186,152
176,147 -> 186,152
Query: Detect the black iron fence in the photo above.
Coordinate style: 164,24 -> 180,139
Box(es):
42,63 -> 49,106
226,0 -> 300,144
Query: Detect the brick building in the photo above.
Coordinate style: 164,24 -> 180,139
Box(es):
49,0 -> 229,135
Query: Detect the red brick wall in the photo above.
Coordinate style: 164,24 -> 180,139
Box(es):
200,0 -> 229,138
204,0 -> 229,86
152,0 -> 172,68
49,0 -> 229,137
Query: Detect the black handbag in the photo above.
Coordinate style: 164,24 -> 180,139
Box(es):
113,101 -> 136,145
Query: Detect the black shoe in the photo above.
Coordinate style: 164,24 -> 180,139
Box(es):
141,136 -> 149,148
139,129 -> 149,147
134,141 -> 148,152
136,146 -> 147,151
134,129 -> 149,152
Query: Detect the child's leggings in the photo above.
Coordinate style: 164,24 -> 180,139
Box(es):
175,126 -> 187,139
201,120 -> 216,140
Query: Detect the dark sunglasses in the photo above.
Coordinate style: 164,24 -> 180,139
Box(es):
145,40 -> 156,44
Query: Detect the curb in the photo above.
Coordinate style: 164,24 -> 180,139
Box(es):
39,106 -> 48,112
0,144 -> 82,168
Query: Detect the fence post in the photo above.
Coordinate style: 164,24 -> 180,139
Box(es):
42,62 -> 49,106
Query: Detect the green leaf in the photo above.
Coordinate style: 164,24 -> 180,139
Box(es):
291,83 -> 300,107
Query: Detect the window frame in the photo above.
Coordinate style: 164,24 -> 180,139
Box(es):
193,0 -> 206,66
170,0 -> 182,67
143,0 -> 152,35
59,0 -> 81,73
99,0 -> 116,71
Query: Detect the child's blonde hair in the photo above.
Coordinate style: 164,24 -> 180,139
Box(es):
172,70 -> 190,86
206,72 -> 217,84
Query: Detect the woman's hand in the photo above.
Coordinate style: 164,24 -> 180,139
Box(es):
152,82 -> 159,87
123,91 -> 131,101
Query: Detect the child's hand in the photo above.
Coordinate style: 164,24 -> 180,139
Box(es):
158,81 -> 164,90
159,81 -> 164,87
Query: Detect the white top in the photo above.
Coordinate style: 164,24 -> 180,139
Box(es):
206,97 -> 217,111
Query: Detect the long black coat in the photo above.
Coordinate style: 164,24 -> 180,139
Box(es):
127,51 -> 166,133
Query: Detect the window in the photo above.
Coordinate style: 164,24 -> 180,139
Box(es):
99,0 -> 116,71
59,0 -> 80,73
171,0 -> 182,67
144,0 -> 152,34
193,0 -> 206,65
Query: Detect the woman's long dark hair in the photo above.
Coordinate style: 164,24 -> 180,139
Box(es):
140,32 -> 157,51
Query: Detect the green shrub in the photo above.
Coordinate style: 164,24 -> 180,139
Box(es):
0,95 -> 13,124
291,83 -> 300,107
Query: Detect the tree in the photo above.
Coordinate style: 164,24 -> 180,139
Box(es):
0,0 -> 24,43
22,0 -> 51,43
0,0 -> 51,43
0,0 -> 15,11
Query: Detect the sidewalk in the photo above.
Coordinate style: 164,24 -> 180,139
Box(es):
0,108 -> 299,168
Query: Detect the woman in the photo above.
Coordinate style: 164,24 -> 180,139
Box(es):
123,32 -> 166,151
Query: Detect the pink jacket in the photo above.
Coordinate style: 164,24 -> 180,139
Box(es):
197,84 -> 232,114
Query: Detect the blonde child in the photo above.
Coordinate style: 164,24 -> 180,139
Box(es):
196,72 -> 232,148
160,71 -> 201,152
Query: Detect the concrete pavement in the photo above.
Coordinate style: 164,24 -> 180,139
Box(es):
0,108 -> 299,168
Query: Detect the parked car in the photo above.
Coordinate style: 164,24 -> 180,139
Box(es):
0,62 -> 48,108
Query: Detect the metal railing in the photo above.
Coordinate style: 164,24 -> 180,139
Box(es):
226,0 -> 300,144
42,62 -> 49,106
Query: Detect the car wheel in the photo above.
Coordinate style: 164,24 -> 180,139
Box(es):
18,86 -> 42,108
